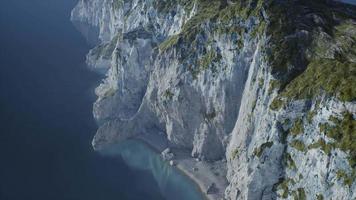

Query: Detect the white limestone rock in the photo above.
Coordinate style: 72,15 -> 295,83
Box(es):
72,1 -> 356,200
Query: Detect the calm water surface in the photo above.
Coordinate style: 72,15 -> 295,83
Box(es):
101,140 -> 204,200
0,0 -> 202,200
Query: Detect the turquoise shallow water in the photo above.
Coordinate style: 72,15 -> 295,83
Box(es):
100,140 -> 205,200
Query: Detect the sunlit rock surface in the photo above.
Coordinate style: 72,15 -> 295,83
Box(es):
72,0 -> 356,199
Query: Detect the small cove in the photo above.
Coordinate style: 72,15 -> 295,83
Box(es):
100,140 -> 205,200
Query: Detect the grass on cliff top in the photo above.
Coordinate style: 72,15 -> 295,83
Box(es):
153,0 -> 195,14
265,0 -> 348,75
330,20 -> 356,62
218,0 -> 264,22
158,0 -> 222,52
159,0 -> 266,52
270,37 -> 356,111
159,0 -> 267,80
291,20 -> 356,102
267,1 -> 356,105
280,59 -> 356,102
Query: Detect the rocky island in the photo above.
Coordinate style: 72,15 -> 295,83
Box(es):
71,0 -> 355,199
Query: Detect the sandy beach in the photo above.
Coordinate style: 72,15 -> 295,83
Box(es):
135,133 -> 228,200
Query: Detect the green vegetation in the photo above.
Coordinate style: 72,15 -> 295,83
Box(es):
236,35 -> 245,49
319,112 -> 356,167
283,153 -> 296,170
290,119 -> 304,136
253,141 -> 273,157
316,194 -> 324,200
158,0 -> 267,52
312,20 -> 356,63
216,0 -> 267,40
280,180 -> 289,198
153,0 -> 195,14
265,1 -> 300,78
280,60 -> 356,102
154,0 -> 356,105
270,98 -> 284,110
163,89 -> 174,100
231,148 -> 239,160
282,119 -> 291,127
336,169 -> 356,187
308,139 -> 333,155
290,140 -> 306,152
265,1 -> 356,104
218,0 -> 264,22
159,35 -> 180,52
187,49 -> 223,78
276,178 -> 295,198
307,110 -> 317,123
156,0 -> 270,80
268,79 -> 280,94
251,21 -> 266,38
292,188 -> 306,200
198,50 -> 222,71
158,0 -> 222,52
112,0 -> 356,109
299,174 -> 303,180
318,113 -> 356,186
258,78 -> 264,87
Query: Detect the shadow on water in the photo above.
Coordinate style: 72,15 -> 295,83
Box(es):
100,140 -> 205,200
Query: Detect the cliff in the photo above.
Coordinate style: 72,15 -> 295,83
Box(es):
71,0 -> 356,199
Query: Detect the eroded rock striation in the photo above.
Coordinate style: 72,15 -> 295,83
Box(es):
71,0 -> 356,199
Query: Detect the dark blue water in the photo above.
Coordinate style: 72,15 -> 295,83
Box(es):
0,0 -> 166,199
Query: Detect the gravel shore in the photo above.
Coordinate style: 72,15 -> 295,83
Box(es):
136,133 -> 228,200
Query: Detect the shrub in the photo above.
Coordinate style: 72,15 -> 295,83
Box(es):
290,119 -> 304,136
290,140 -> 306,152
292,188 -> 306,200
270,98 -> 284,110
254,141 -> 273,157
308,139 -> 333,155
320,112 -> 356,167
231,149 -> 239,160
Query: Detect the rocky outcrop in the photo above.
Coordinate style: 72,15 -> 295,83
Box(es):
72,0 -> 356,199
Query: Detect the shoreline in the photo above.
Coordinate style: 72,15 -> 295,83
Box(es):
134,133 -> 228,200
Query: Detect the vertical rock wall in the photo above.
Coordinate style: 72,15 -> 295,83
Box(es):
72,0 -> 356,199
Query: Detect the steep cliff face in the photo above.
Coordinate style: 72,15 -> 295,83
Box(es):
72,0 -> 355,199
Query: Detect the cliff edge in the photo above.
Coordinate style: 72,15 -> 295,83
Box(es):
72,0 -> 356,199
